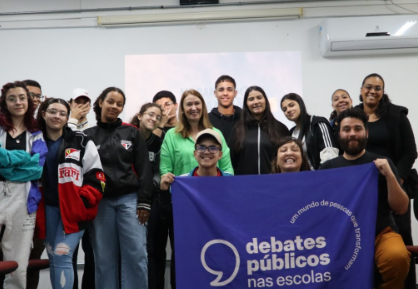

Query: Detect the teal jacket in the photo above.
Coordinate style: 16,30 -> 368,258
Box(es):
0,129 -> 47,213
160,127 -> 234,176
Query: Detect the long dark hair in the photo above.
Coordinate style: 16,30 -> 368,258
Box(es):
329,89 -> 351,121
93,87 -> 126,122
232,86 -> 289,152
271,136 -> 310,173
359,73 -> 391,119
37,98 -> 71,136
0,81 -> 38,132
130,102 -> 162,129
280,93 -> 310,141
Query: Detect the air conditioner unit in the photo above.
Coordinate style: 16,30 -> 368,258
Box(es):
319,15 -> 418,57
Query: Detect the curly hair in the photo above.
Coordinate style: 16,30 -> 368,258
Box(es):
0,81 -> 38,132
335,108 -> 369,131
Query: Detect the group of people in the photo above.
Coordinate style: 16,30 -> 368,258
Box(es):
0,72 -> 416,289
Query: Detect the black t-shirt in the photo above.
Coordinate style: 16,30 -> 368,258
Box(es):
6,131 -> 27,150
320,151 -> 398,236
146,133 -> 162,175
160,126 -> 174,142
366,119 -> 395,161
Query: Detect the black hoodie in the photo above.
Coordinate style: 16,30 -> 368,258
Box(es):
209,105 -> 242,141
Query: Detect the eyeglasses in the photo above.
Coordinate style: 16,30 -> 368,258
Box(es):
163,102 -> 174,108
6,96 -> 27,103
46,109 -> 68,117
362,85 -> 383,92
145,112 -> 162,121
28,92 -> 44,100
195,145 -> 220,154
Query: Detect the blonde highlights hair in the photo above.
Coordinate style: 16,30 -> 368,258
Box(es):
176,89 -> 212,138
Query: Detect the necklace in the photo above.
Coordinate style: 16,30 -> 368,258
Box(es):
15,134 -> 22,143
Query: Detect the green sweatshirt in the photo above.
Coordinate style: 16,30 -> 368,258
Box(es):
160,127 -> 234,176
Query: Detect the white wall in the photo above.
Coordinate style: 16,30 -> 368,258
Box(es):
1,1 -> 418,128
1,0 -> 418,286
1,19 -> 418,125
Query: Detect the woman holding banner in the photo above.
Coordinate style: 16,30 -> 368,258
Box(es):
281,93 -> 338,170
271,137 -> 310,173
228,86 -> 289,175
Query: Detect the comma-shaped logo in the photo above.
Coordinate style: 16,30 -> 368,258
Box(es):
200,239 -> 240,286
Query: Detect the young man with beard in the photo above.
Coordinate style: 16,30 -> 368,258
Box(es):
209,75 -> 242,141
320,108 -> 410,289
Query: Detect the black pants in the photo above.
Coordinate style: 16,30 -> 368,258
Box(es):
72,227 -> 95,289
147,193 -> 175,289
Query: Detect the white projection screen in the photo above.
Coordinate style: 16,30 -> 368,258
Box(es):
125,51 -> 302,128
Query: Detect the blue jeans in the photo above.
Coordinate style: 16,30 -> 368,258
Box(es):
91,193 -> 148,289
45,205 -> 84,289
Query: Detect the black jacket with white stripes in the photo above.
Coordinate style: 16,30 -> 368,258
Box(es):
291,116 -> 338,170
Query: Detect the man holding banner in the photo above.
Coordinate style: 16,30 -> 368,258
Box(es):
320,108 -> 410,289
160,128 -> 232,190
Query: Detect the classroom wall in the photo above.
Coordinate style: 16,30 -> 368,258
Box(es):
1,1 -> 417,131
1,1 -> 418,286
